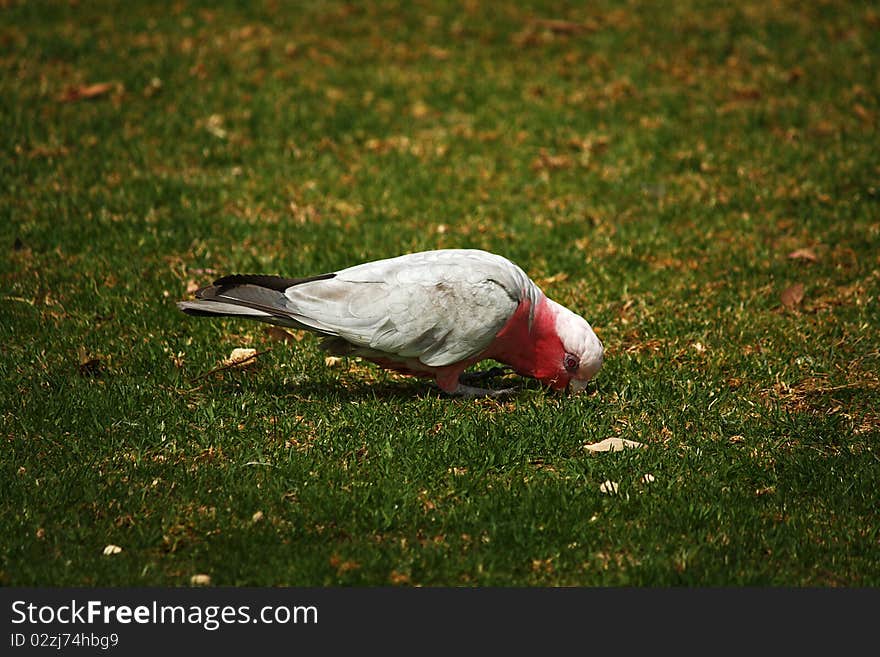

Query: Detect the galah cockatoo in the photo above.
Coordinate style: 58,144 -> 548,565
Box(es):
178,249 -> 603,396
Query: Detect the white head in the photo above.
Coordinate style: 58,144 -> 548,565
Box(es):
549,299 -> 604,393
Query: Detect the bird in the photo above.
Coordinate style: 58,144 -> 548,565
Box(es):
177,249 -> 603,397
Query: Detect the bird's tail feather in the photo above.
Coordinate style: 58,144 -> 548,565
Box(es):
177,273 -> 337,333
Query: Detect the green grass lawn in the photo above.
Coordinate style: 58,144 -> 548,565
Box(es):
1,0 -> 878,586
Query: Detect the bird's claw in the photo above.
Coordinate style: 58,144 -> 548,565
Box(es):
448,383 -> 518,399
458,366 -> 513,385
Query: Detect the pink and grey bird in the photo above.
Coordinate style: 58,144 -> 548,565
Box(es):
177,249 -> 603,396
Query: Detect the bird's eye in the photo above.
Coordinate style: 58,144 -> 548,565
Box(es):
563,353 -> 579,372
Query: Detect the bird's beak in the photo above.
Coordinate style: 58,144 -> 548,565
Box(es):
569,379 -> 589,394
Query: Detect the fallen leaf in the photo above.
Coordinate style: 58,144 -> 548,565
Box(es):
78,357 -> 103,376
531,149 -> 573,172
58,82 -> 114,102
788,248 -> 818,263
251,510 -> 264,523
324,356 -> 343,368
204,114 -> 227,139
731,86 -> 761,101
169,350 -> 185,368
329,555 -> 360,574
599,480 -> 619,495
642,473 -> 656,484
185,279 -> 200,294
781,283 -> 805,309
221,348 -> 258,367
536,272 -> 569,287
143,77 -> 163,97
584,437 -> 645,453
853,103 -> 874,124
411,100 -> 430,119
533,18 -> 595,35
190,574 -> 212,586
263,326 -> 301,343
389,571 -> 411,585
77,346 -> 104,377
102,544 -> 123,556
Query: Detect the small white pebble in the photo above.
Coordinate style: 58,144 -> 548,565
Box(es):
102,544 -> 123,556
252,510 -> 264,523
643,473 -> 656,484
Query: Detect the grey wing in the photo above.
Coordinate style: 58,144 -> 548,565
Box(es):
282,250 -> 530,366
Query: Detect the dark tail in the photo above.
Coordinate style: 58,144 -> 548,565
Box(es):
177,272 -> 336,329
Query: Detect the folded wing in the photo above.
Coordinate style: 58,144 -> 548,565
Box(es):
179,249 -> 537,367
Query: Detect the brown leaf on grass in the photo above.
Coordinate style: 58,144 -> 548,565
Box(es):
535,272 -> 569,288
389,571 -> 411,585
731,86 -> 762,101
853,103 -> 874,124
329,554 -> 360,574
58,82 -> 113,102
781,283 -> 805,309
77,346 -> 103,377
810,120 -> 836,137
263,326 -> 303,343
568,134 -> 610,154
427,46 -> 449,60
533,18 -> 597,35
786,67 -> 804,83
410,100 -> 430,119
79,358 -> 103,376
531,149 -> 573,172
788,248 -> 818,263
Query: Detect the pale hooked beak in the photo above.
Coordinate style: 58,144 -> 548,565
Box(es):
569,379 -> 590,394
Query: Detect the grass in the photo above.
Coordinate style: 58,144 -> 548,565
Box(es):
1,0 -> 878,586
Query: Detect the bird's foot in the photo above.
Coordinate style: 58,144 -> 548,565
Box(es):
458,366 -> 514,385
448,383 -> 518,399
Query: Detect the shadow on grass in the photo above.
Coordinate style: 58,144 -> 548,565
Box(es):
195,372 -> 538,402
